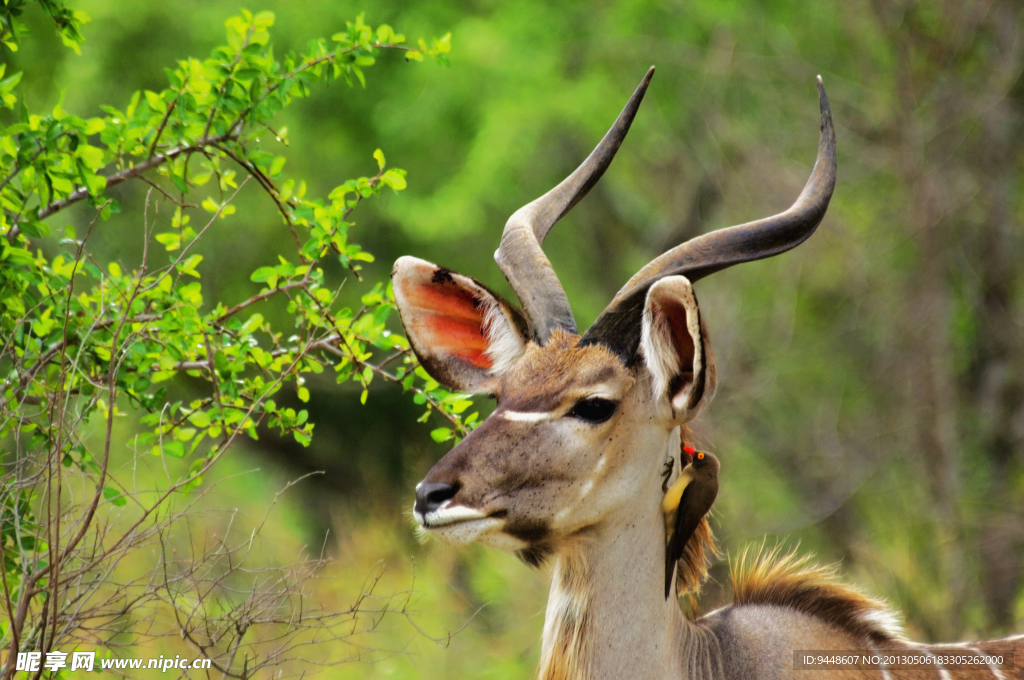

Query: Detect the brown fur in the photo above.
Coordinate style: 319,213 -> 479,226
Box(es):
730,545 -> 903,643
539,538 -> 593,680
498,329 -> 631,412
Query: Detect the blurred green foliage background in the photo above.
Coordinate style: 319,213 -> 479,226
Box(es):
5,0 -> 1023,676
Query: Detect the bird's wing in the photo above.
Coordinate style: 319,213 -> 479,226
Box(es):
665,482 -> 698,597
664,470 -> 718,599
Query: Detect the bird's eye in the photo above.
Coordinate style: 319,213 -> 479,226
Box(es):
568,398 -> 617,424
697,452 -> 705,460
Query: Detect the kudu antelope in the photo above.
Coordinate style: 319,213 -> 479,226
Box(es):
392,68 -> 1024,679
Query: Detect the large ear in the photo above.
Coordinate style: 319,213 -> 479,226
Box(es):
392,256 -> 529,393
639,276 -> 717,420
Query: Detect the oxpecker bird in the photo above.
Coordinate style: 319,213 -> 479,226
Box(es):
662,446 -> 720,598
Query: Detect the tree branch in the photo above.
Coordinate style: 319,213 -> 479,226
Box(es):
37,128 -> 240,220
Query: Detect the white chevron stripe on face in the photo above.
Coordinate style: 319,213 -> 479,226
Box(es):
501,410 -> 556,422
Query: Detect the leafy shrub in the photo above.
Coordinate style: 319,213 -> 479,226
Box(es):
0,4 -> 473,675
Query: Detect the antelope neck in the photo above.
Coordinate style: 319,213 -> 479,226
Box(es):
539,435 -> 718,680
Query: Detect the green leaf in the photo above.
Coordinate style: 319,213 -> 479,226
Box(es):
434,32 -> 452,55
77,145 -> 105,170
19,221 -> 49,238
175,428 -> 197,441
155,232 -> 180,251
188,411 -> 211,428
84,118 -> 106,134
53,89 -> 68,120
240,313 -> 263,334
373,148 -> 385,170
430,428 -> 452,443
381,169 -> 407,191
84,171 -> 107,196
161,442 -> 185,458
170,172 -> 187,193
177,255 -> 203,278
250,266 -> 276,282
144,90 -> 166,112
103,487 -> 127,507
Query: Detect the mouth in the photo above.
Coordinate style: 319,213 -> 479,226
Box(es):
415,503 -> 500,528
413,503 -> 517,546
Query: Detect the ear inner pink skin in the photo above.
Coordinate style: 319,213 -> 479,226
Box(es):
422,322 -> 491,368
406,282 -> 482,321
405,282 -> 495,370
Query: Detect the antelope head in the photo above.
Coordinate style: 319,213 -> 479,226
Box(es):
393,67 -> 836,572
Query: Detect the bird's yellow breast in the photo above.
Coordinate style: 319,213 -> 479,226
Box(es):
662,465 -> 694,535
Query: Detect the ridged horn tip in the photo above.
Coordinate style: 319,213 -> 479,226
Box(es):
581,75 -> 837,362
494,67 -> 656,343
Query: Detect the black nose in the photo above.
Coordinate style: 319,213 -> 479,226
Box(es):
415,482 -> 459,516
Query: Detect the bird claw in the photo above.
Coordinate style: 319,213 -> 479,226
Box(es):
661,457 -> 674,492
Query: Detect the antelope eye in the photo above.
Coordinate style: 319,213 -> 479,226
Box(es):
568,398 -> 617,424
